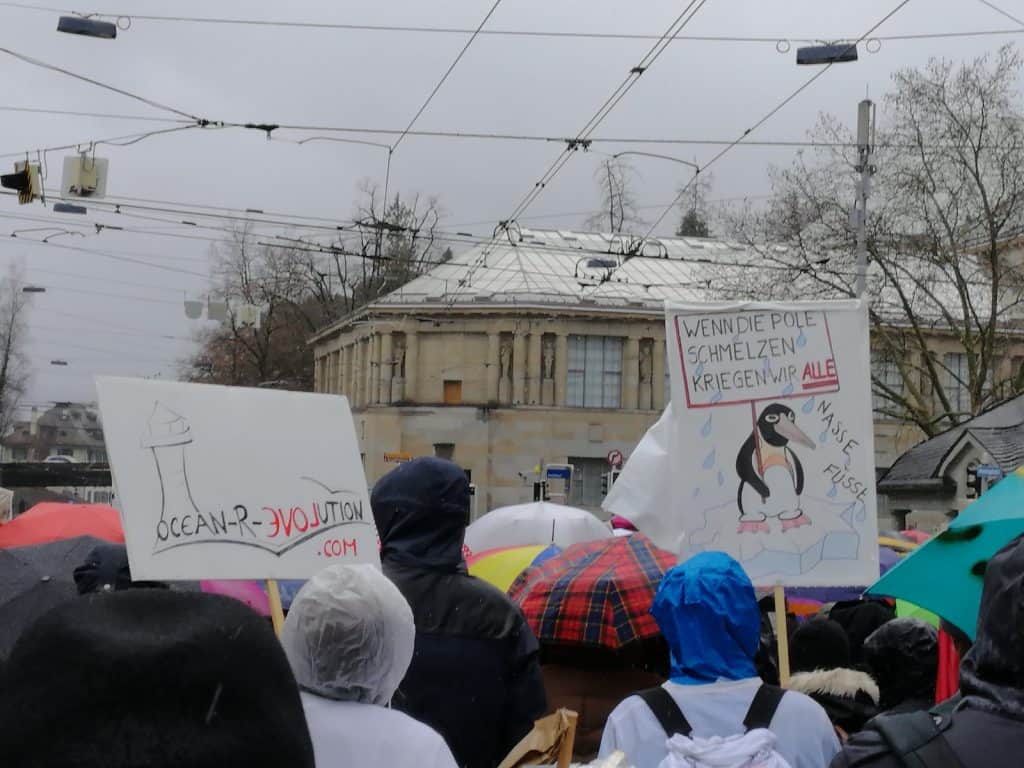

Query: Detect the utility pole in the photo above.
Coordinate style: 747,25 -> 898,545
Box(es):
853,99 -> 875,298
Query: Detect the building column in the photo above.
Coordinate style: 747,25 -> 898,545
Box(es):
624,336 -> 641,410
379,333 -> 393,405
405,331 -> 419,402
486,332 -> 501,402
370,334 -> 382,405
555,333 -> 569,406
512,333 -> 527,405
314,356 -> 323,393
354,341 -> 364,407
337,347 -> 347,397
653,338 -> 667,410
527,331 -> 543,405
346,344 -> 356,401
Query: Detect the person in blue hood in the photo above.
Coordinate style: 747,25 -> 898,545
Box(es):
599,552 -> 839,768
372,457 -> 547,768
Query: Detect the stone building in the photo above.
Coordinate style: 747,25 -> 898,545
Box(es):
311,228 -> 1024,518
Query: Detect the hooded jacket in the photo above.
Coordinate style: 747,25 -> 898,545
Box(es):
372,457 -> 547,768
831,534 -> 1024,768
863,618 -> 938,714
600,553 -> 840,768
282,564 -> 458,768
651,551 -> 761,684
788,668 -> 880,734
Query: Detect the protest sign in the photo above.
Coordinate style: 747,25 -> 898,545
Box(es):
606,300 -> 878,588
96,377 -> 378,580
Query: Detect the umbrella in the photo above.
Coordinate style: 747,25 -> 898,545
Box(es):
467,543 -> 561,593
0,503 -> 123,548
464,501 -> 611,554
900,529 -> 931,544
201,580 -> 271,616
508,533 -> 675,650
0,536 -> 105,659
868,466 -> 1024,640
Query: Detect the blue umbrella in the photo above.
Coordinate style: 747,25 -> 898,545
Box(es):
868,467 -> 1024,640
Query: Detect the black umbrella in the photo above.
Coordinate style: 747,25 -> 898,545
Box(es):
0,536 -> 106,660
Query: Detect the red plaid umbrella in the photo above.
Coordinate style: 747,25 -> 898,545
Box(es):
508,532 -> 675,650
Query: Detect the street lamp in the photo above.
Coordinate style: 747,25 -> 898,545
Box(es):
53,202 -> 87,215
49,360 -> 69,366
796,42 -> 858,65
57,16 -> 117,39
22,286 -> 46,294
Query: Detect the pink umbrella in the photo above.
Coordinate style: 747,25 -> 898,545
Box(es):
200,580 -> 271,616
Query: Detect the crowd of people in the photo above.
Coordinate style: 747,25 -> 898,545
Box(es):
1,455 -> 1023,768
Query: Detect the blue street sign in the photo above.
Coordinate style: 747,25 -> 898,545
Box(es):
545,467 -> 571,480
976,464 -> 1004,479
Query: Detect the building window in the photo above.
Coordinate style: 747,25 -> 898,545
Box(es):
57,448 -> 73,457
567,456 -> 608,508
434,443 -> 455,461
11,447 -> 26,461
943,352 -> 969,416
567,336 -> 623,408
871,351 -> 905,416
443,380 -> 463,405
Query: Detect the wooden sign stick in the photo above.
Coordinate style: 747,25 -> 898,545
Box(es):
266,579 -> 285,636
774,583 -> 791,687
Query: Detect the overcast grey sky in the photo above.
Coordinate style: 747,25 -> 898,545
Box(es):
0,0 -> 1020,408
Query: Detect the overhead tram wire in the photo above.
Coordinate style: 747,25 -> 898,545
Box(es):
0,3 -> 1018,45
448,0 -> 713,303
644,0 -> 914,238
978,0 -> 1024,28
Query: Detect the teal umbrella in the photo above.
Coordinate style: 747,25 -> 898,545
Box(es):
867,467 -> 1024,641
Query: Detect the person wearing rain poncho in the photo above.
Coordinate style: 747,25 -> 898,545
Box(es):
598,552 -> 840,768
282,563 -> 458,768
832,533 -> 1024,768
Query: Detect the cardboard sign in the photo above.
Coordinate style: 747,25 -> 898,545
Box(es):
606,301 -> 878,588
96,377 -> 379,580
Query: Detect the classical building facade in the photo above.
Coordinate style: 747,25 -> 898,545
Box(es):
311,228 -> 1024,519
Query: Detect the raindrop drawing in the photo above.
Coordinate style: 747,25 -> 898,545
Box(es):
700,414 -> 713,437
695,362 -> 705,378
796,329 -> 807,348
710,391 -> 723,404
802,397 -> 816,414
827,484 -> 838,499
819,430 -> 829,444
702,449 -> 716,470
717,470 -> 725,487
782,383 -> 795,396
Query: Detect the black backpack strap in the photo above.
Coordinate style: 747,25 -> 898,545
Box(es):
743,684 -> 785,731
636,686 -> 693,737
870,712 -> 965,768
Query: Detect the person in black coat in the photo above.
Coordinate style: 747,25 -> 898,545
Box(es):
831,533 -> 1024,768
372,457 -> 547,768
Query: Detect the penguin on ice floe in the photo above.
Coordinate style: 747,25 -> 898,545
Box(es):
735,403 -> 816,534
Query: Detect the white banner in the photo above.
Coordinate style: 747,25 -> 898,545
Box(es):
607,301 -> 878,587
96,377 -> 379,580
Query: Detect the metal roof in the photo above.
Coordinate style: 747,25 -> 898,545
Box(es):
373,228 -> 772,311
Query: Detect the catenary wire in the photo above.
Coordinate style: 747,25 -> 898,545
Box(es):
644,0 -> 913,237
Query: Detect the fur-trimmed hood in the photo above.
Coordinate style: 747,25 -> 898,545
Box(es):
788,667 -> 881,734
789,667 -> 880,704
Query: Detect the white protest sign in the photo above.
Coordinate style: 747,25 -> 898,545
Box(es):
96,377 -> 378,580
619,300 -> 877,587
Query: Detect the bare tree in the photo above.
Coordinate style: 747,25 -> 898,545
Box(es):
726,46 -> 1024,436
185,230 -> 320,388
677,172 -> 716,237
0,263 -> 30,437
585,158 -> 645,234
303,181 -> 448,321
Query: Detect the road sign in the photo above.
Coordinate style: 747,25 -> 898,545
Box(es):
607,449 -> 624,468
976,464 -> 1004,480
545,466 -> 572,480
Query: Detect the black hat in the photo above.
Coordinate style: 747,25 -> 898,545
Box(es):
0,589 -> 314,768
790,618 -> 852,673
72,542 -> 167,594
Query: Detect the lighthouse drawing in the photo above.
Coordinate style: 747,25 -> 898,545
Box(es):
141,402 -> 202,550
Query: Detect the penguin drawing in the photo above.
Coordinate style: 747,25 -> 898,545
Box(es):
735,403 -> 816,534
